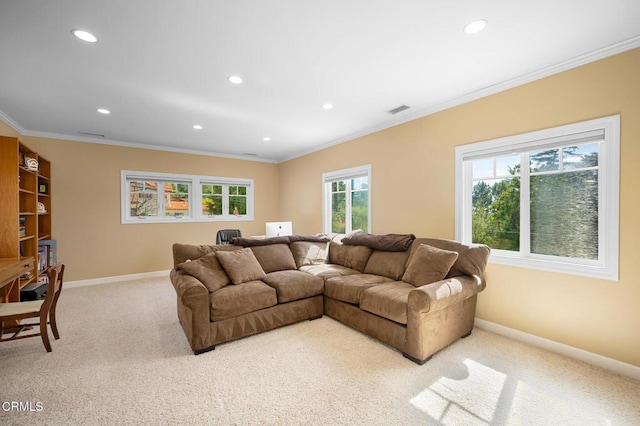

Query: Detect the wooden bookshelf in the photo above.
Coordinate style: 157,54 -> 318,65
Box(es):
0,136 -> 53,301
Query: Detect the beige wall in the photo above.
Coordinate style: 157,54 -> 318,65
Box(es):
279,48 -> 640,367
0,123 -> 280,282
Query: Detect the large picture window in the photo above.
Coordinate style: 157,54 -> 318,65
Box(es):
323,165 -> 371,234
121,171 -> 253,224
455,115 -> 619,280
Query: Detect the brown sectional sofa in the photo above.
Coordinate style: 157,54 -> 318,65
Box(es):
170,232 -> 489,364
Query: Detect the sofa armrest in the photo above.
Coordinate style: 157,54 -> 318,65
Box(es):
408,275 -> 486,314
170,269 -> 209,311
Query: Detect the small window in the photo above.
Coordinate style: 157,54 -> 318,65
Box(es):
121,171 -> 253,224
323,165 -> 371,234
455,115 -> 620,280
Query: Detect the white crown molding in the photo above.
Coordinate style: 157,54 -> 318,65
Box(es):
278,35 -> 640,163
22,129 -> 278,164
474,318 -> 640,380
0,109 -> 27,134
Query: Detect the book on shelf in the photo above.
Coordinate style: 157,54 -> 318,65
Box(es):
37,239 -> 57,271
19,217 -> 26,237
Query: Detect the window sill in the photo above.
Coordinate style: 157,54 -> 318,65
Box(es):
488,251 -> 618,281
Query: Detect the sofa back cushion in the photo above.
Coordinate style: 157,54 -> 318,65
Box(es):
172,243 -> 240,267
289,241 -> 330,268
176,252 -> 230,292
402,244 -> 459,287
249,244 -> 297,273
216,248 -> 267,285
363,250 -> 411,280
410,238 -> 490,277
328,241 -> 372,273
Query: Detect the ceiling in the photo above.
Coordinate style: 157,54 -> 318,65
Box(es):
1,1 -> 639,163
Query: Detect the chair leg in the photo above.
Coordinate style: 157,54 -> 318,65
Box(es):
50,296 -> 60,340
40,312 -> 52,352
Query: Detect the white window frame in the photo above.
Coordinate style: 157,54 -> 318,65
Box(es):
121,170 -> 254,224
455,115 -> 620,280
322,165 -> 372,234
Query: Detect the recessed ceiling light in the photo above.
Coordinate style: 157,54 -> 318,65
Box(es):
322,103 -> 334,110
228,75 -> 243,84
193,125 -> 203,130
263,137 -> 271,142
71,29 -> 98,43
96,108 -> 110,115
464,19 -> 487,35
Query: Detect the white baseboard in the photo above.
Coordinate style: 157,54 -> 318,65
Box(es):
474,318 -> 640,380
65,270 -> 170,288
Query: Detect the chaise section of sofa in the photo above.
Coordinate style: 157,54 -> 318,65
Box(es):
320,233 -> 489,364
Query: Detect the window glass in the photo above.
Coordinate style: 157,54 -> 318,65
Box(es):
202,184 -> 222,216
164,182 -> 189,217
129,180 -> 158,217
228,185 -> 247,216
471,178 -> 520,251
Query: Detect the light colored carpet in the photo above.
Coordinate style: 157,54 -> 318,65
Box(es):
1,277 -> 639,425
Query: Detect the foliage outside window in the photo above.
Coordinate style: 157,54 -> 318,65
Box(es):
122,171 -> 253,224
323,165 -> 371,234
455,116 -> 619,280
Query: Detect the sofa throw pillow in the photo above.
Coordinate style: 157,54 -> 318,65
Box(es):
176,253 -> 230,293
216,248 -> 267,285
402,244 -> 459,287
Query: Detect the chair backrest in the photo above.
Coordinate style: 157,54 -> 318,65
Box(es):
216,229 -> 242,245
43,264 -> 65,308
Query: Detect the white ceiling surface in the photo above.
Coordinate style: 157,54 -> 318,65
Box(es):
0,1 -> 639,163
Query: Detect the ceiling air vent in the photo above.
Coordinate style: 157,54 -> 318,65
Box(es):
387,105 -> 410,115
78,131 -> 105,138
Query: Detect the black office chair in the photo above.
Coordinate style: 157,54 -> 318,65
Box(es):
216,229 -> 242,245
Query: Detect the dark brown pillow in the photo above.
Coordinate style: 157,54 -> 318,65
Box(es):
402,244 -> 459,287
176,253 -> 230,292
216,248 -> 267,285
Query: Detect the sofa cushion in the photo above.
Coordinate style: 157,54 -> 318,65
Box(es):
262,270 -> 324,303
360,281 -> 415,324
172,243 -> 239,267
298,264 -> 360,279
209,280 -> 277,321
324,274 -> 393,304
364,250 -> 410,280
328,242 -> 372,273
250,244 -> 297,273
411,238 -> 490,278
216,248 -> 267,285
289,241 -> 330,268
176,252 -> 230,293
402,244 -> 459,287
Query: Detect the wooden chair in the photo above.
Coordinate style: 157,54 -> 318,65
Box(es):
0,263 -> 65,352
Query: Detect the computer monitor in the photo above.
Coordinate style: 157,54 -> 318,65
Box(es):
265,221 -> 293,238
